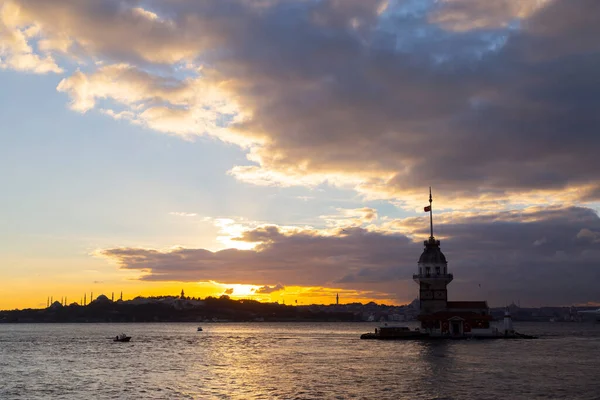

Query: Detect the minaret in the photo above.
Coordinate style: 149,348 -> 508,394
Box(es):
181,289 -> 185,299
503,307 -> 514,335
336,293 -> 339,305
120,291 -> 123,301
413,188 -> 453,315
112,292 -> 114,302
84,293 -> 86,306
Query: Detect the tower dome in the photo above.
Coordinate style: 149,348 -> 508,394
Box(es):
413,188 -> 453,316
418,238 -> 447,265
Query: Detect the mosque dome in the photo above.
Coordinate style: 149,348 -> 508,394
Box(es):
94,294 -> 111,303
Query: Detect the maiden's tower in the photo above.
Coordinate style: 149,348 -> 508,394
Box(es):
361,188 -> 536,340
413,188 -> 492,336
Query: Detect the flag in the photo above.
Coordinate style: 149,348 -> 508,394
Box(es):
424,205 -> 431,212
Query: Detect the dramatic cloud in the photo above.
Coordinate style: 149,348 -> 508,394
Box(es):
2,0 -> 599,207
0,2 -> 62,73
99,206 -> 600,306
56,64 -> 248,142
5,0 -> 199,64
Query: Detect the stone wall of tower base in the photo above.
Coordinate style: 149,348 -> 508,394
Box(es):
420,299 -> 448,315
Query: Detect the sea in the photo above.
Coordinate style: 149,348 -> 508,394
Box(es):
1,322 -> 599,400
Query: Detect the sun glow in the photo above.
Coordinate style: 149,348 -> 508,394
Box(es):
222,283 -> 262,297
213,218 -> 260,250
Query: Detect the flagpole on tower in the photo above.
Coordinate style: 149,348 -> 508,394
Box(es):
429,187 -> 433,239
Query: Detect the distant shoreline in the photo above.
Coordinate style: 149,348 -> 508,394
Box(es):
2,296 -> 597,323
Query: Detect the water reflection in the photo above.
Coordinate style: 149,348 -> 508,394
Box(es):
406,341 -> 455,399
1,323 -> 599,400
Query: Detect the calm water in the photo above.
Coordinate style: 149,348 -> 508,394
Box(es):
1,322 -> 599,399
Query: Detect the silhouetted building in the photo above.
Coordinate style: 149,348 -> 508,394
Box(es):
414,189 -> 492,336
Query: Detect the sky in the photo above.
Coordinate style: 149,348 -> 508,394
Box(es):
1,0 -> 600,310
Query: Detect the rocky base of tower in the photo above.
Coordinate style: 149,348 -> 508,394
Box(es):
360,325 -> 537,340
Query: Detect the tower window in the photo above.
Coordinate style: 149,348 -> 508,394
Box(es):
435,267 -> 440,275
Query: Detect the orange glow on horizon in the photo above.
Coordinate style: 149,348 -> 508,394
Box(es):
0,279 -> 407,310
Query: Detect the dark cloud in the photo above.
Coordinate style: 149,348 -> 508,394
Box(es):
419,207 -> 600,306
255,283 -> 285,294
224,288 -> 234,295
171,0 -> 600,202
101,227 -> 414,289
100,206 -> 600,306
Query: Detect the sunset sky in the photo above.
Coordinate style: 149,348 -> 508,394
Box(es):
2,0 -> 600,310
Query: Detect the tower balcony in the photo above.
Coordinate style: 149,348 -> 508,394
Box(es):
413,273 -> 453,283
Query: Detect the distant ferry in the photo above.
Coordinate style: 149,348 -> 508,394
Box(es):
578,309 -> 600,322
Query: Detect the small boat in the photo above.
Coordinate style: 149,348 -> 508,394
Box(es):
113,333 -> 131,342
197,327 -> 203,332
513,332 -> 538,339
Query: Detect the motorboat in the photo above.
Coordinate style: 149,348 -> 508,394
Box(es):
113,333 -> 131,342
